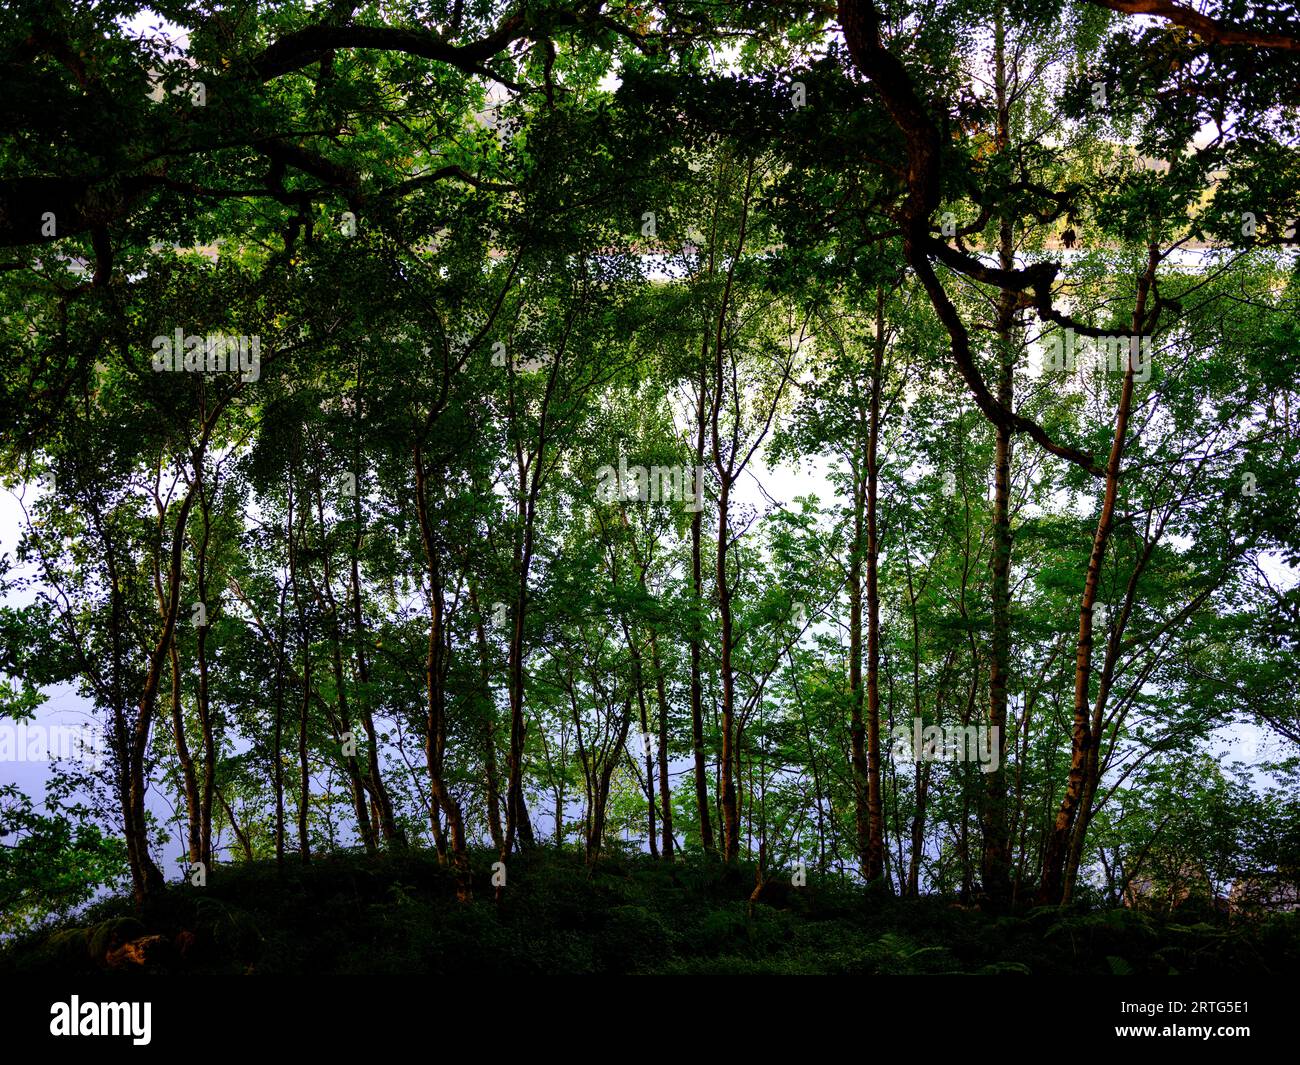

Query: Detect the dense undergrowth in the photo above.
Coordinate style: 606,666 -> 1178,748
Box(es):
4,848 -> 1298,976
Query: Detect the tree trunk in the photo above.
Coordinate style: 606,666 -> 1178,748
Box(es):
982,10 -> 1015,907
906,760 -> 930,897
864,285 -> 887,885
1039,243 -> 1159,904
311,484 -> 377,855
689,363 -> 715,855
650,632 -> 674,860
194,476 -> 217,867
848,467 -> 872,878
624,619 -> 658,858
271,580 -> 288,868
288,478 -> 312,864
168,635 -> 202,865
124,423 -> 221,903
716,470 -> 740,862
350,535 -> 404,848
414,445 -> 472,899
470,585 -> 505,851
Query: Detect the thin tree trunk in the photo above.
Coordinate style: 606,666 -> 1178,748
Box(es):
709,159 -> 757,865
125,418 -> 222,902
217,785 -> 254,861
585,703 -> 633,863
1039,244 -> 1160,904
982,8 -> 1015,907
469,584 -> 505,851
413,445 -> 471,899
271,579 -> 288,868
716,467 -> 740,862
349,531 -> 403,847
848,468 -> 872,877
310,484 -> 376,855
689,362 -> 715,856
288,478 -> 313,864
864,285 -> 886,884
624,618 -> 658,858
195,473 -> 217,867
650,632 -> 674,860
168,635 -> 202,864
907,761 -> 930,897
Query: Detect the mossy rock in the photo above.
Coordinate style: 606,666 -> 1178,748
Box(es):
25,927 -> 95,973
88,917 -> 147,964
47,927 -> 92,958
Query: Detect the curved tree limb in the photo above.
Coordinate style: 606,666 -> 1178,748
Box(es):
1086,0 -> 1300,52
838,0 -> 1103,473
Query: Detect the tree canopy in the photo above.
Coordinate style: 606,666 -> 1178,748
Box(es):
1,0 -> 1298,948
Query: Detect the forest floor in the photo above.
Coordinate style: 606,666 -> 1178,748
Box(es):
4,847 -> 1298,975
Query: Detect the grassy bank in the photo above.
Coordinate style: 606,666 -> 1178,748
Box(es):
4,848 -> 1298,976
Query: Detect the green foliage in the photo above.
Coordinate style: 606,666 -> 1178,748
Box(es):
0,785 -> 129,936
0,0 -> 1297,964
